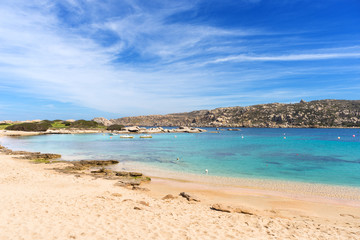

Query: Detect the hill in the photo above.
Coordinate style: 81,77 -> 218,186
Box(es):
95,100 -> 360,128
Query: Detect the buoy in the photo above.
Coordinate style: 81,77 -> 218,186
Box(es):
284,137 -> 286,139
241,136 -> 244,139
353,135 -> 356,137
338,137 -> 340,140
110,137 -> 112,139
205,169 -> 208,175
174,135 -> 177,138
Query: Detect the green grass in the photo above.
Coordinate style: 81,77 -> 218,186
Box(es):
32,158 -> 60,164
33,158 -> 51,164
0,124 -> 12,130
51,122 -> 69,128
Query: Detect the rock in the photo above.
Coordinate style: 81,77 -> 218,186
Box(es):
60,160 -> 119,172
91,168 -> 114,175
18,153 -> 61,160
92,117 -> 113,126
129,172 -> 142,177
134,206 -> 142,210
162,194 -> 176,200
132,186 -> 150,191
233,208 -> 255,215
138,201 -> 150,207
117,178 -> 141,186
115,171 -> 130,177
179,192 -> 200,202
210,204 -> 232,213
78,160 -> 119,166
124,126 -> 140,132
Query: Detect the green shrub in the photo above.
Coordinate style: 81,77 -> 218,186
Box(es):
51,121 -> 68,128
70,120 -> 104,129
63,121 -> 72,126
41,120 -> 54,124
5,122 -> 52,131
107,124 -> 125,131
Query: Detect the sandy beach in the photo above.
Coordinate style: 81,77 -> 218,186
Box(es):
1,149 -> 360,240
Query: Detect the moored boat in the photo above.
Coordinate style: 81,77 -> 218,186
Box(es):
120,135 -> 134,138
140,135 -> 152,138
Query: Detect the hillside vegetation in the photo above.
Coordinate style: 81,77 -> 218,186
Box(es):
103,100 -> 360,128
4,120 -> 105,132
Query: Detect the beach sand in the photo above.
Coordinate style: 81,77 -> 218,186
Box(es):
1,152 -> 360,239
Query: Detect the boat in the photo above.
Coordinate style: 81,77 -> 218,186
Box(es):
140,135 -> 152,138
120,135 -> 134,138
109,133 -> 118,136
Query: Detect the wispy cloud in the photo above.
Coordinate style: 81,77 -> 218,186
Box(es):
210,52 -> 360,64
0,0 -> 359,119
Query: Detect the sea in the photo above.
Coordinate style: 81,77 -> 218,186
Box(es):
1,128 -> 360,187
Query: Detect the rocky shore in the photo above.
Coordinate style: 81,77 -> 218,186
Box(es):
0,126 -> 206,137
97,99 -> 360,128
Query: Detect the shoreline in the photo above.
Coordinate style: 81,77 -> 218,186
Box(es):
1,144 -> 360,239
113,161 -> 360,206
2,130 -> 360,204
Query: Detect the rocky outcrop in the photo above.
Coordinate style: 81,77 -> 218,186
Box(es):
0,145 -> 61,161
92,117 -> 113,126
104,99 -> 360,128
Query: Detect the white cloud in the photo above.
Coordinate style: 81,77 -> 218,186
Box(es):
0,0 -> 359,117
210,52 -> 360,64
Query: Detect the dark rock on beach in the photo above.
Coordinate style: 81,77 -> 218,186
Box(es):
179,192 -> 200,202
210,203 -> 256,215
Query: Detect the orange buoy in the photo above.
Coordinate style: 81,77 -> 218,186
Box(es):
338,137 -> 340,140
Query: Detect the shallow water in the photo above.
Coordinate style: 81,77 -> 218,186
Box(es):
1,128 -> 360,187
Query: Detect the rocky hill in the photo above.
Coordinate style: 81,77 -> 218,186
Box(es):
95,100 -> 360,128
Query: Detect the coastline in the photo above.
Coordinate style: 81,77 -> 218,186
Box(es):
1,140 -> 360,239
114,161 -> 360,205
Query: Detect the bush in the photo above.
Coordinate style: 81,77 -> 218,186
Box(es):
5,122 -> 52,132
63,121 -> 72,126
69,120 -> 103,128
42,120 -> 54,124
107,124 -> 125,131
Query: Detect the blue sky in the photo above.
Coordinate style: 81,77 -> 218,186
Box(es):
0,0 -> 359,120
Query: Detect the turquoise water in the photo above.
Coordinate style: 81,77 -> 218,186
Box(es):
1,128 -> 360,187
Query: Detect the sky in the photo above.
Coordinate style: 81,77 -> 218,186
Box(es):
0,0 -> 359,120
